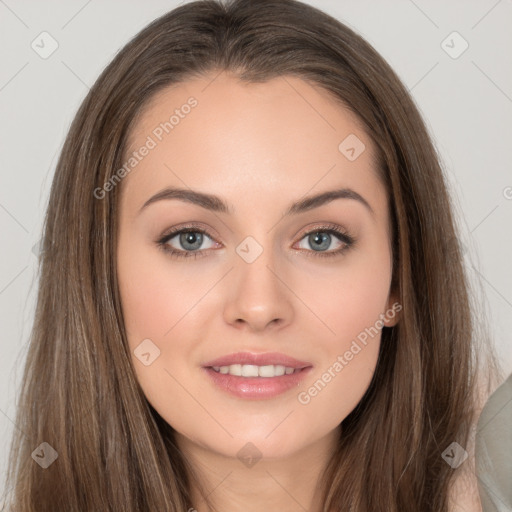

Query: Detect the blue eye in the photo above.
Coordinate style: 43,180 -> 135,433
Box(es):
157,228 -> 216,259
157,223 -> 355,259
296,229 -> 353,256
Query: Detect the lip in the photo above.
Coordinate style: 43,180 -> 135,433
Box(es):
202,351 -> 313,400
202,366 -> 312,400
202,351 -> 312,369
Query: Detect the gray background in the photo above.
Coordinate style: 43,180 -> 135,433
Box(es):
1,0 -> 511,494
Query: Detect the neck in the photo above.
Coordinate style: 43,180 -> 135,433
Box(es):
176,427 -> 340,512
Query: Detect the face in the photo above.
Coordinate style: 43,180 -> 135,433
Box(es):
116,71 -> 399,461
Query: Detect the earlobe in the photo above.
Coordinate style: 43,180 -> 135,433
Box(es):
383,295 -> 402,327
384,312 -> 400,328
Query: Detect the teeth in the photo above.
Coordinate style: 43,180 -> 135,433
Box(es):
242,364 -> 259,377
211,364 -> 300,377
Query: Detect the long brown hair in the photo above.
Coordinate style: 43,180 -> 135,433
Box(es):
3,0 -> 502,510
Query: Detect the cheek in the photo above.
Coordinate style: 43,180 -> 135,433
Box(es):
294,241 -> 392,420
118,243 -> 205,342
308,242 -> 392,349
119,268 -> 178,340
117,242 -> 209,425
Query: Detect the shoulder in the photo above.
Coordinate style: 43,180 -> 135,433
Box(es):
448,467 -> 482,512
446,371 -> 509,512
448,381 -> 486,512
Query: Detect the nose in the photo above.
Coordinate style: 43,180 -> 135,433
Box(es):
222,246 -> 294,332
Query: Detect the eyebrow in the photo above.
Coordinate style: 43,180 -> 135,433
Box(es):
139,186 -> 374,217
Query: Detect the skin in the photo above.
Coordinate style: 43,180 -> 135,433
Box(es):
117,71 -> 400,512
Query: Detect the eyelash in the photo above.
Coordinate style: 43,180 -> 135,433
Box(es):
156,222 -> 356,260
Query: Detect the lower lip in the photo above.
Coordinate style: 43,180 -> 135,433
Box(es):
202,366 -> 313,400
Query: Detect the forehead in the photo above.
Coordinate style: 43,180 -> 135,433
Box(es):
121,71 -> 385,216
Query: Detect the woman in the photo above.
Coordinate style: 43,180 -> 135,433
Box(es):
3,0 -> 503,510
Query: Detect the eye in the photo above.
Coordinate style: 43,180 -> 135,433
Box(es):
157,225 -> 219,259
156,223 -> 355,260
294,224 -> 355,258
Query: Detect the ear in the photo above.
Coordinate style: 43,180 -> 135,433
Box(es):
383,293 -> 402,327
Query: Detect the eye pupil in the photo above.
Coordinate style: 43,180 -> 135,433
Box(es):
309,232 -> 330,251
180,231 -> 203,250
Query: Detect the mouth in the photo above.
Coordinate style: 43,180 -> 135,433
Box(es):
201,352 -> 313,400
209,363 -> 304,377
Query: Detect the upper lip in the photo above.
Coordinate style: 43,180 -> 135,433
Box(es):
203,352 -> 312,369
